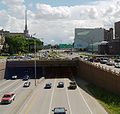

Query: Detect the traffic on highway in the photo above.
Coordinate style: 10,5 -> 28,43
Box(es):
0,73 -> 108,114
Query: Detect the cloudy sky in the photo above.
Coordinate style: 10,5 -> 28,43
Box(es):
0,0 -> 120,44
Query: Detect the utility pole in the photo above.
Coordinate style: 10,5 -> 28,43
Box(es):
34,39 -> 37,86
91,39 -> 93,54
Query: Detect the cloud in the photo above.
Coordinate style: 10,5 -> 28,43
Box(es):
0,10 -> 9,27
0,0 -> 120,44
35,4 -> 71,20
1,0 -> 26,19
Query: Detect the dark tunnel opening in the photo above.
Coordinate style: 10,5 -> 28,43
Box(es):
5,66 -> 77,79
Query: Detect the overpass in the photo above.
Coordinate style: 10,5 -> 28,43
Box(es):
0,59 -> 120,94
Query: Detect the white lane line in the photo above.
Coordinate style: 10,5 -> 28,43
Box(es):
0,80 -> 9,87
12,82 -> 24,93
77,88 -> 93,114
65,78 -> 73,114
0,80 -> 20,92
17,78 -> 45,114
48,79 -> 56,114
71,68 -> 93,114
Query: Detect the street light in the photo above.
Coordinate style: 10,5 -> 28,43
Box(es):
32,33 -> 37,86
34,39 -> 37,86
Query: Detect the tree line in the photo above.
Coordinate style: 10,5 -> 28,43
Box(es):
2,34 -> 43,55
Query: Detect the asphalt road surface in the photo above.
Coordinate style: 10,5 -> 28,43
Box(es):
0,77 -> 108,114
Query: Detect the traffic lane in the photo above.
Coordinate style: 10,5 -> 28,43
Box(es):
65,78 -> 90,114
25,79 -> 55,114
19,78 -> 51,114
0,80 -> 21,96
0,86 -> 34,114
74,77 -> 108,114
0,79 -> 41,114
0,79 -> 20,91
50,78 -> 70,114
76,84 -> 108,114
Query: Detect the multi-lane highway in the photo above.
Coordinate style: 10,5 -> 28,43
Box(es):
0,77 -> 108,114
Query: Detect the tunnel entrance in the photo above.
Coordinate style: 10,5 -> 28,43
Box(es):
5,66 -> 77,79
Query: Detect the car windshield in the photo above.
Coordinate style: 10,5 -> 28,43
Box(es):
3,95 -> 11,98
54,108 -> 65,113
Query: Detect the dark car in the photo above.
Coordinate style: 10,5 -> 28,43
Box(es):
23,81 -> 31,87
23,75 -> 29,81
44,83 -> 52,89
57,82 -> 64,88
68,81 -> 77,89
52,107 -> 67,114
100,59 -> 108,64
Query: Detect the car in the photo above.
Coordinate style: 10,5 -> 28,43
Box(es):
57,82 -> 64,88
44,83 -> 52,89
1,93 -> 15,104
52,107 -> 67,114
114,63 -> 120,68
106,61 -> 114,66
68,81 -> 77,89
23,81 -> 31,87
23,75 -> 29,81
100,59 -> 108,64
11,75 -> 17,80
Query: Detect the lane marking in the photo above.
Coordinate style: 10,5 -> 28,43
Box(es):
70,67 -> 93,114
0,80 -> 20,93
18,78 -> 45,114
65,78 -> 73,114
12,82 -> 24,93
77,88 -> 93,114
48,78 -> 56,114
0,80 -> 8,87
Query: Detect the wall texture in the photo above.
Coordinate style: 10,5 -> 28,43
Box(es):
78,60 -> 120,94
0,62 -> 6,80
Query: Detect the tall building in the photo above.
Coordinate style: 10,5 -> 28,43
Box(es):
74,28 -> 105,49
115,21 -> 120,39
104,28 -> 113,41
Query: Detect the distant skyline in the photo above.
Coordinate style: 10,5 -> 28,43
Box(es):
0,0 -> 120,44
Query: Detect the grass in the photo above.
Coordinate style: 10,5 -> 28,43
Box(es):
0,56 -> 8,59
86,84 -> 120,114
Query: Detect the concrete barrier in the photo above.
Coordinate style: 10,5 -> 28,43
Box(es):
78,60 -> 120,94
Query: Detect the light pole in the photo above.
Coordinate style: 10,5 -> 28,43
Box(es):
32,33 -> 37,86
34,39 -> 37,86
91,39 -> 93,54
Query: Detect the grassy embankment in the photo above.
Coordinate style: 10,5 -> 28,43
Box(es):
86,84 -> 120,114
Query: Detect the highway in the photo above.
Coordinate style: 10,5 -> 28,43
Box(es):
0,77 -> 108,114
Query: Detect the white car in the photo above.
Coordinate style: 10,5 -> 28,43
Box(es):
12,75 -> 17,79
114,63 -> 120,68
23,81 -> 31,87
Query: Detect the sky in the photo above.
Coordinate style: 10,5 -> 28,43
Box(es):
0,0 -> 120,44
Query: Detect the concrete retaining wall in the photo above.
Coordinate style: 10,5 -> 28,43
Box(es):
78,60 -> 120,94
1,59 -> 120,95
0,62 -> 6,79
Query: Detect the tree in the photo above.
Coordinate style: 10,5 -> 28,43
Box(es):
4,35 -> 43,55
